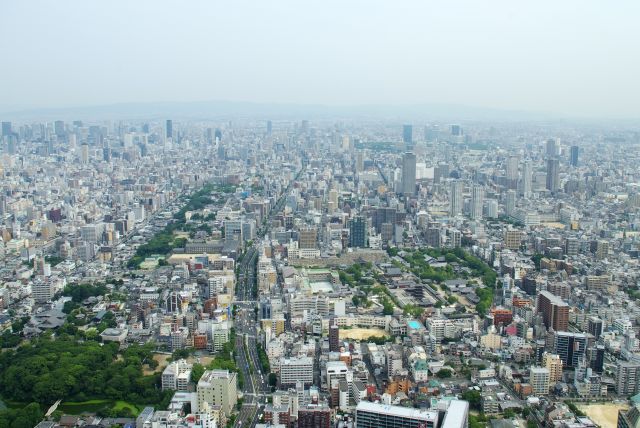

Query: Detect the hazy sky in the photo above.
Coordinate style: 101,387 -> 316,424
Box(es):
2,1 -> 640,118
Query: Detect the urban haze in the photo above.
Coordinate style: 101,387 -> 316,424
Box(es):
1,3 -> 640,428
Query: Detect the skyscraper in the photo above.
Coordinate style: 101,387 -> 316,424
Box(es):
546,139 -> 557,157
349,216 -> 367,248
355,151 -> 364,173
402,124 -> 412,144
166,119 -> 173,140
546,158 -> 560,192
401,152 -> 416,195
267,120 -> 273,135
570,145 -> 579,167
505,189 -> 516,217
54,120 -> 65,137
521,161 -> 532,198
1,121 -> 11,137
505,155 -> 519,189
471,184 -> 484,220
450,180 -> 463,216
537,290 -> 569,332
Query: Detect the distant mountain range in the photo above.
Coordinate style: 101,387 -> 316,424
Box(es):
0,100 -> 558,122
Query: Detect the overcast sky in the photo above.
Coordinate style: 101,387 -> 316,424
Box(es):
1,1 -> 639,118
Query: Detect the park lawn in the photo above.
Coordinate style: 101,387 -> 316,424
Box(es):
58,399 -> 147,416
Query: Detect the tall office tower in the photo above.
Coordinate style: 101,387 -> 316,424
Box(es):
401,152 -> 416,196
570,145 -> 579,167
505,155 -> 519,189
470,184 -> 484,220
565,237 -> 579,256
328,189 -> 338,206
298,227 -> 317,249
434,163 -> 450,183
1,121 -> 11,136
349,216 -> 367,248
521,161 -> 532,198
214,128 -> 222,142
537,290 -> 569,332
197,370 -> 238,419
449,180 -> 463,216
554,332 -> 588,368
206,128 -> 213,144
355,151 -> 364,173
450,124 -> 463,136
54,120 -> 65,137
402,124 -> 413,144
485,199 -> 498,218
587,316 -> 603,340
329,321 -> 340,352
505,189 -> 516,217
166,119 -> 173,140
546,158 -> 560,192
546,138 -> 558,157
267,120 -> 273,134
80,143 -> 89,164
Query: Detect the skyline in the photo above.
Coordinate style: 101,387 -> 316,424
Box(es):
2,1 -> 640,119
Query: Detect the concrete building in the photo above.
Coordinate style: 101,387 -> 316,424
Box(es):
197,370 -> 237,419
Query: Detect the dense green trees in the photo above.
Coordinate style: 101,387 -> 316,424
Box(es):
256,344 -> 270,373
461,389 -> 482,411
63,283 -> 109,303
0,338 -> 170,407
0,403 -> 44,428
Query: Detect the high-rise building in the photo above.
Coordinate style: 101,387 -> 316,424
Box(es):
54,120 -> 65,137
537,290 -> 569,332
471,184 -> 484,220
587,316 -> 603,340
616,361 -> 640,395
554,331 -> 588,368
1,121 -> 11,137
449,180 -> 463,216
298,227 -> 317,249
279,357 -> 314,387
546,139 -> 558,157
267,120 -> 273,134
530,366 -> 551,395
543,353 -> 563,383
505,189 -> 516,217
505,155 -> 519,189
166,119 -> 173,140
329,320 -> 340,352
402,124 -> 413,144
570,145 -> 579,167
521,160 -> 532,198
618,403 -> 640,428
80,143 -> 89,164
546,158 -> 560,192
401,152 -> 416,195
356,151 -> 365,173
196,370 -> 237,418
349,216 -> 367,248
504,229 -> 522,250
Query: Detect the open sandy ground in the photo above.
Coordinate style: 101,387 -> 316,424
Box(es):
578,403 -> 628,428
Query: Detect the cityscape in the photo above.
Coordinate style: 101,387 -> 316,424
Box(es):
2,2 -> 640,428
